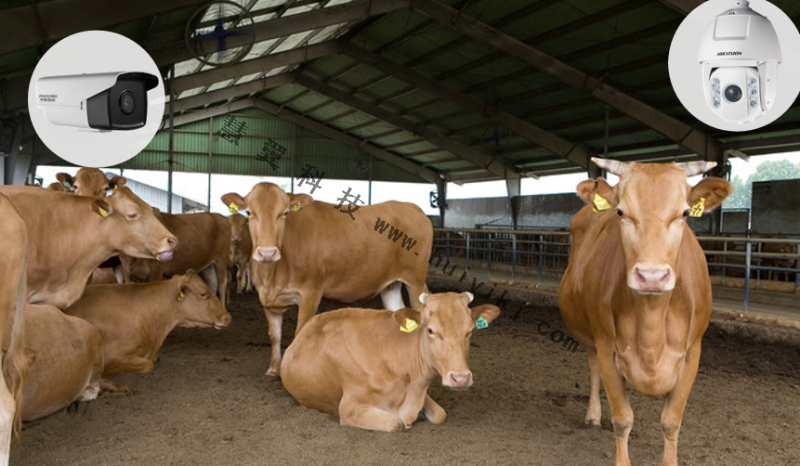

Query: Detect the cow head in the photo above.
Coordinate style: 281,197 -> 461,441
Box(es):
578,158 -> 732,294
173,270 -> 231,329
92,186 -> 178,262
397,292 -> 500,390
221,183 -> 313,264
57,170 -> 126,197
229,213 -> 248,244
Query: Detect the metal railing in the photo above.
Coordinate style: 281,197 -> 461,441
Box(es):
432,228 -> 800,312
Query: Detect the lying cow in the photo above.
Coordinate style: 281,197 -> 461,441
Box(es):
0,182 -> 177,309
559,158 -> 732,466
64,271 -> 231,376
120,212 -> 231,305
281,292 -> 499,432
20,305 -> 103,421
229,213 -> 253,294
223,183 -> 433,376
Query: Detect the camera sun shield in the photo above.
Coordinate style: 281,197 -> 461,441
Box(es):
36,71 -> 158,131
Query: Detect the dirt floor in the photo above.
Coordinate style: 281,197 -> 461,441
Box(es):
10,288 -> 800,466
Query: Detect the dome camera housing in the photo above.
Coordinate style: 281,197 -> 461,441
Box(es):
698,1 -> 782,124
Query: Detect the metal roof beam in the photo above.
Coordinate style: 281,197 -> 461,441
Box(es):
411,0 -> 724,161
162,99 -> 256,130
250,99 -> 439,184
656,0 -> 704,15
339,42 -> 591,169
169,74 -> 294,114
170,41 -> 339,93
0,0 -> 210,57
293,72 -> 515,179
446,171 -> 500,182
149,0 -> 411,67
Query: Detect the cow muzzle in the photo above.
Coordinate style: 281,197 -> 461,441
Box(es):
253,246 -> 281,263
443,371 -> 473,390
157,237 -> 178,261
215,313 -> 232,329
629,263 -> 675,294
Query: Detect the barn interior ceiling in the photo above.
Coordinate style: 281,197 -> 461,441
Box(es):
1,0 -> 799,184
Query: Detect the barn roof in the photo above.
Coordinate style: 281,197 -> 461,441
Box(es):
2,0 -> 799,184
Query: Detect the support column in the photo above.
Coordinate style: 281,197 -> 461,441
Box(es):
167,65 -> 175,214
505,171 -> 521,230
207,116 -> 213,212
436,177 -> 447,228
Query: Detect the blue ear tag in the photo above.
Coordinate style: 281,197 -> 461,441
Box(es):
475,316 -> 489,330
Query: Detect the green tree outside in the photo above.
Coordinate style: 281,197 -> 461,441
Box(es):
724,159 -> 800,209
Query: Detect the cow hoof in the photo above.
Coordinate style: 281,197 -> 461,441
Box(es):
584,422 -> 602,430
265,368 -> 280,377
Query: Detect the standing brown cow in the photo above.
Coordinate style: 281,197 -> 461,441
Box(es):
223,182 -> 432,376
0,185 -> 177,309
559,158 -> 731,466
228,213 -> 253,294
0,193 -> 28,465
119,212 -> 231,305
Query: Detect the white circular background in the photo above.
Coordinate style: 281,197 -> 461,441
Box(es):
668,0 -> 800,132
28,31 -> 165,167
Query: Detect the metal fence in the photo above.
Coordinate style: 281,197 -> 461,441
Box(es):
431,228 -> 800,312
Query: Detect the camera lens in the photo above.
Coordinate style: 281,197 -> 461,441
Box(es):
724,85 -> 743,103
119,91 -> 135,115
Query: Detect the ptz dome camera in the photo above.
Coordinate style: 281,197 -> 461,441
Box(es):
698,1 -> 781,124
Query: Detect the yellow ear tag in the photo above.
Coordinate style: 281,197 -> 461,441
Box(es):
593,193 -> 611,212
178,292 -> 185,302
291,202 -> 302,213
399,318 -> 418,333
113,184 -> 118,193
229,203 -> 239,214
689,197 -> 705,218
98,207 -> 109,218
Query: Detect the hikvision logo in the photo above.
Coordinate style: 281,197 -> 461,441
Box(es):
717,51 -> 743,56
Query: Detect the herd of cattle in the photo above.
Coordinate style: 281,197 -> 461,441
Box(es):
0,159 -> 735,466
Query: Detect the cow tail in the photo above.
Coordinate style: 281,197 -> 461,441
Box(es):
4,261 -> 28,439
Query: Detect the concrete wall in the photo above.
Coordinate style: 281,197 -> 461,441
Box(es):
517,193 -> 584,229
752,179 -> 800,236
444,197 -> 513,229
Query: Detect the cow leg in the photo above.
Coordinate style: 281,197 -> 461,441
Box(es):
597,348 -> 634,466
264,308 -> 288,377
295,292 -> 323,335
121,357 -> 155,374
216,263 -> 228,307
380,282 -> 405,311
660,342 -> 702,466
405,281 -> 429,308
0,375 -> 14,465
339,395 -> 404,432
585,348 -> 602,428
199,265 -> 219,300
236,266 -> 245,294
421,394 -> 447,425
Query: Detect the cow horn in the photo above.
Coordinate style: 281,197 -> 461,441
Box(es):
676,161 -> 717,177
591,157 -> 628,176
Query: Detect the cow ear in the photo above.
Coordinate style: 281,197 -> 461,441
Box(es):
470,304 -> 500,325
222,193 -> 247,214
689,177 -> 733,213
576,178 -> 617,211
152,207 -> 161,216
91,199 -> 114,218
419,293 -> 429,304
108,176 -> 127,193
56,173 -> 75,190
462,291 -> 473,304
288,194 -> 313,213
393,308 -> 422,332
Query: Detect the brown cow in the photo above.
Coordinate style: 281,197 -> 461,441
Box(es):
281,292 -> 499,432
223,183 -> 433,376
0,193 -> 28,463
56,168 -> 118,197
229,213 -> 253,294
761,238 -> 797,282
19,304 -> 103,421
559,158 -> 731,466
0,185 -> 177,309
65,271 -> 231,376
120,212 -> 231,305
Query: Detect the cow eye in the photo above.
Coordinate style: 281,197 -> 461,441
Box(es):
617,209 -> 623,217
199,293 -> 209,299
127,212 -> 140,220
427,327 -> 436,337
282,210 -> 289,217
683,209 -> 690,217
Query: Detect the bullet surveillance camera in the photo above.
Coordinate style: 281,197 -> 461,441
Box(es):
698,1 -> 781,124
36,72 -> 159,131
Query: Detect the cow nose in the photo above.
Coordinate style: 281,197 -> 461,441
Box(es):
447,371 -> 473,389
222,314 -> 232,325
634,265 -> 671,291
232,236 -> 241,244
254,247 -> 280,263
